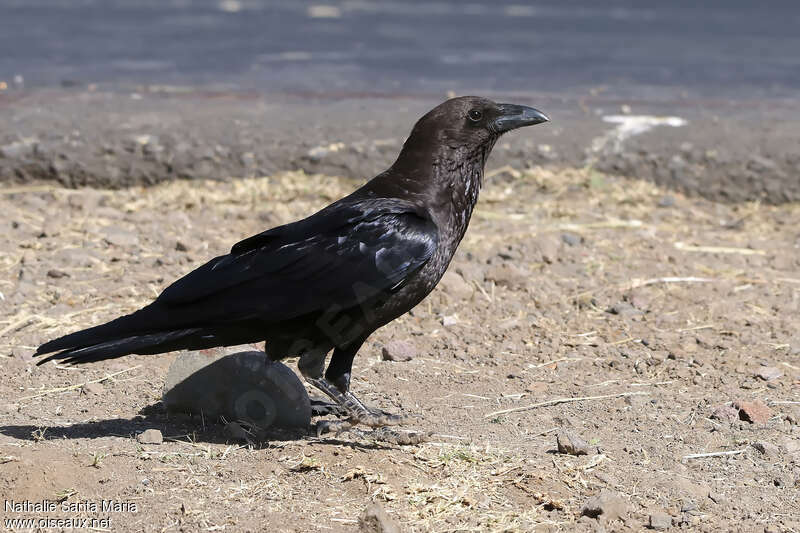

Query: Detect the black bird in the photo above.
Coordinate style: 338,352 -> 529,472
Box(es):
35,96 -> 548,432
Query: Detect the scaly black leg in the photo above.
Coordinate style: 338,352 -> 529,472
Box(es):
297,341 -> 407,436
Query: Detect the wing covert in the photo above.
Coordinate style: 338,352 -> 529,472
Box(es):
157,200 -> 437,323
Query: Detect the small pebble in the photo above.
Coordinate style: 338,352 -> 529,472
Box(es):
81,382 -> 104,395
607,301 -> 644,317
556,430 -> 592,456
711,404 -> 739,422
649,511 -> 672,530
734,400 -> 771,424
136,429 -> 163,445
441,315 -> 458,327
680,500 -> 697,513
580,490 -> 628,522
751,441 -> 780,457
359,502 -> 400,533
756,367 -> 783,381
381,340 -> 417,362
561,232 -> 583,246
101,226 -> 139,247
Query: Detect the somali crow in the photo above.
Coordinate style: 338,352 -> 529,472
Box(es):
35,96 -> 549,433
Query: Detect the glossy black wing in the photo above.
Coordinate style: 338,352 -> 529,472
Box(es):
156,199 -> 437,323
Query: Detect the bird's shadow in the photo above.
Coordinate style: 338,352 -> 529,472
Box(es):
0,401 -> 306,445
0,402 -> 395,451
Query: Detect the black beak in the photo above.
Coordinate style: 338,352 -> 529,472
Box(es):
492,104 -> 549,133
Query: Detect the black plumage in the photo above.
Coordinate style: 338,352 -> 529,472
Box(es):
35,96 -> 548,430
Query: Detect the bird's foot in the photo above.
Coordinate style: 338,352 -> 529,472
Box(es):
313,408 -> 405,436
369,426 -> 429,445
350,408 -> 407,427
315,419 -> 428,445
307,376 -> 417,441
307,377 -> 408,424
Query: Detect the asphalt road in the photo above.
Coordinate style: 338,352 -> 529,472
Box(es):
2,0 -> 800,100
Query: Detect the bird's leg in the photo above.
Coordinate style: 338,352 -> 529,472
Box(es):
298,343 -> 406,436
296,349 -> 353,435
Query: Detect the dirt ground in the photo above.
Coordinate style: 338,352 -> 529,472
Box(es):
1,166 -> 799,532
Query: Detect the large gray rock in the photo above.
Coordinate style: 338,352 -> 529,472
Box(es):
163,350 -> 311,429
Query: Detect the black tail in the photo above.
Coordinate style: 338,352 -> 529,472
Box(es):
35,304 -> 207,365
36,328 -> 205,365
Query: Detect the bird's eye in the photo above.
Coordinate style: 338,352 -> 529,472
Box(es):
468,109 -> 483,122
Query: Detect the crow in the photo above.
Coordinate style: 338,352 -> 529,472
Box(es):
35,96 -> 548,433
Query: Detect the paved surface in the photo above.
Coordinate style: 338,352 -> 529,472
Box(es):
2,0 -> 800,99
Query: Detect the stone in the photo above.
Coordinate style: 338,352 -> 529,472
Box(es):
359,502 -> 401,533
46,269 -> 69,279
580,490 -> 628,522
55,248 -> 102,268
711,404 -> 739,423
648,511 -> 672,530
438,271 -> 474,301
778,437 -> 800,454
381,340 -> 416,362
680,500 -> 697,513
441,315 -> 458,327
624,291 -> 651,312
734,400 -> 771,424
81,382 -> 104,395
561,232 -> 583,246
671,479 -> 709,501
136,429 -> 163,445
484,263 -> 528,290
756,367 -> 783,381
163,350 -> 311,429
556,430 -> 592,456
101,226 -> 139,247
751,441 -> 780,457
532,234 -> 560,264
607,302 -> 644,317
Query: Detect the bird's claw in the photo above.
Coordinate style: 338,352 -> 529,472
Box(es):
371,427 -> 430,445
352,409 -> 408,427
314,409 -> 405,437
315,419 -> 428,445
315,418 -> 353,437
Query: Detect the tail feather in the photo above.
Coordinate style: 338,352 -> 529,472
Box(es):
34,303 -> 213,366
35,302 -> 262,366
36,328 -> 205,365
35,305 -> 165,357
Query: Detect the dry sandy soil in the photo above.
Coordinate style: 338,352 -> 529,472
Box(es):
1,166 -> 799,532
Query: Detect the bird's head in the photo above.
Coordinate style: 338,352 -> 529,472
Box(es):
397,96 -> 549,167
